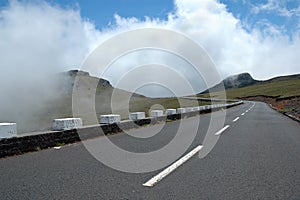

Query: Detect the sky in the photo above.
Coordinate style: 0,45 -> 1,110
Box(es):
0,0 -> 300,97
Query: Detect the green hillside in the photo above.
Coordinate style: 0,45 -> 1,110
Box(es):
200,79 -> 300,99
0,70 -> 207,133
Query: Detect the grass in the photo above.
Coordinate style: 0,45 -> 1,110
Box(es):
35,147 -> 41,151
3,73 -> 213,134
199,79 -> 300,99
11,84 -> 210,133
55,142 -> 65,147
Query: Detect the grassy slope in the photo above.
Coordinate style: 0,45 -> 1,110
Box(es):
199,79 -> 300,99
10,74 -> 208,133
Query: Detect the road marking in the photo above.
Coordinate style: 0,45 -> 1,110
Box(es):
241,113 -> 245,116
142,145 -> 203,187
233,117 -> 240,122
245,110 -> 249,113
215,125 -> 230,136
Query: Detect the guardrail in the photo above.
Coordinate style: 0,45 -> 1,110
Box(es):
0,101 -> 243,158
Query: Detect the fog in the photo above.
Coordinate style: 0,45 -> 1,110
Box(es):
0,1 -> 96,133
1,0 -> 300,133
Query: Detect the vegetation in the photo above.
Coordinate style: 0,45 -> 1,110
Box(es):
199,79 -> 300,99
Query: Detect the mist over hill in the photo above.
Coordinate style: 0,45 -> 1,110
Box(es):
0,70 -> 144,133
0,70 -> 198,134
201,72 -> 258,93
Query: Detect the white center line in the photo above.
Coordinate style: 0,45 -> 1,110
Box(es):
241,113 -> 245,116
142,145 -> 203,187
215,125 -> 230,136
233,117 -> 240,122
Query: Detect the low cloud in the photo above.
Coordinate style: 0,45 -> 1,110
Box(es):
108,0 -> 300,80
0,0 -> 300,99
0,0 -> 101,131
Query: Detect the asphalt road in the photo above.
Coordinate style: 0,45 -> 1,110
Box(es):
1,101 -> 300,200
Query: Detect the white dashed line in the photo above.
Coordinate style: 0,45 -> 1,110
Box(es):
143,103 -> 255,188
215,125 -> 230,136
142,145 -> 203,187
233,117 -> 240,122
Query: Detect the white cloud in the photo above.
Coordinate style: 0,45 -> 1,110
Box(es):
0,0 -> 103,131
0,0 -> 101,76
1,0 -> 300,132
0,0 -> 300,96
170,0 -> 300,79
251,0 -> 300,18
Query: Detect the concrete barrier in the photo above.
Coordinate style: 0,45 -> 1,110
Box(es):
186,107 -> 194,112
129,112 -> 146,120
199,106 -> 205,111
193,107 -> 200,111
166,109 -> 177,115
0,123 -> 17,139
150,110 -> 164,117
204,105 -> 210,110
0,101 -> 244,158
53,118 -> 83,131
177,108 -> 186,114
99,114 -> 121,124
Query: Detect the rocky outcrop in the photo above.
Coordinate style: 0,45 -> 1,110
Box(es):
202,72 -> 258,93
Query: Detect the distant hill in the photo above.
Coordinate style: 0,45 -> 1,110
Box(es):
201,72 -> 258,93
222,73 -> 258,89
1,70 -> 202,134
199,72 -> 300,99
198,72 -> 300,120
260,74 -> 300,83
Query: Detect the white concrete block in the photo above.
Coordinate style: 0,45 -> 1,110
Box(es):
204,105 -> 210,110
0,123 -> 17,139
150,110 -> 164,117
177,108 -> 186,114
53,118 -> 83,131
186,107 -> 194,112
166,109 -> 176,115
193,107 -> 200,111
99,114 -> 121,124
129,112 -> 146,120
199,106 -> 205,111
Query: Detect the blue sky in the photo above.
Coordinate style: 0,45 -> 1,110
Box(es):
1,0 -> 298,36
220,0 -> 300,37
0,0 -> 175,29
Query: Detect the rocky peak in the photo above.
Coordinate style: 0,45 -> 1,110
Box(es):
223,72 -> 257,89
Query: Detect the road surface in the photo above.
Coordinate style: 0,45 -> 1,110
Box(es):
1,101 -> 300,199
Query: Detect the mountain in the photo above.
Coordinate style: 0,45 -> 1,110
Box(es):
198,72 -> 300,120
223,73 -> 258,89
261,74 -> 300,83
1,70 -> 199,134
201,72 -> 258,93
0,70 -> 146,133
201,72 -> 300,94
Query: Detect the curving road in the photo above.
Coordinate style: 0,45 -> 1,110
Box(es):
1,101 -> 300,199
